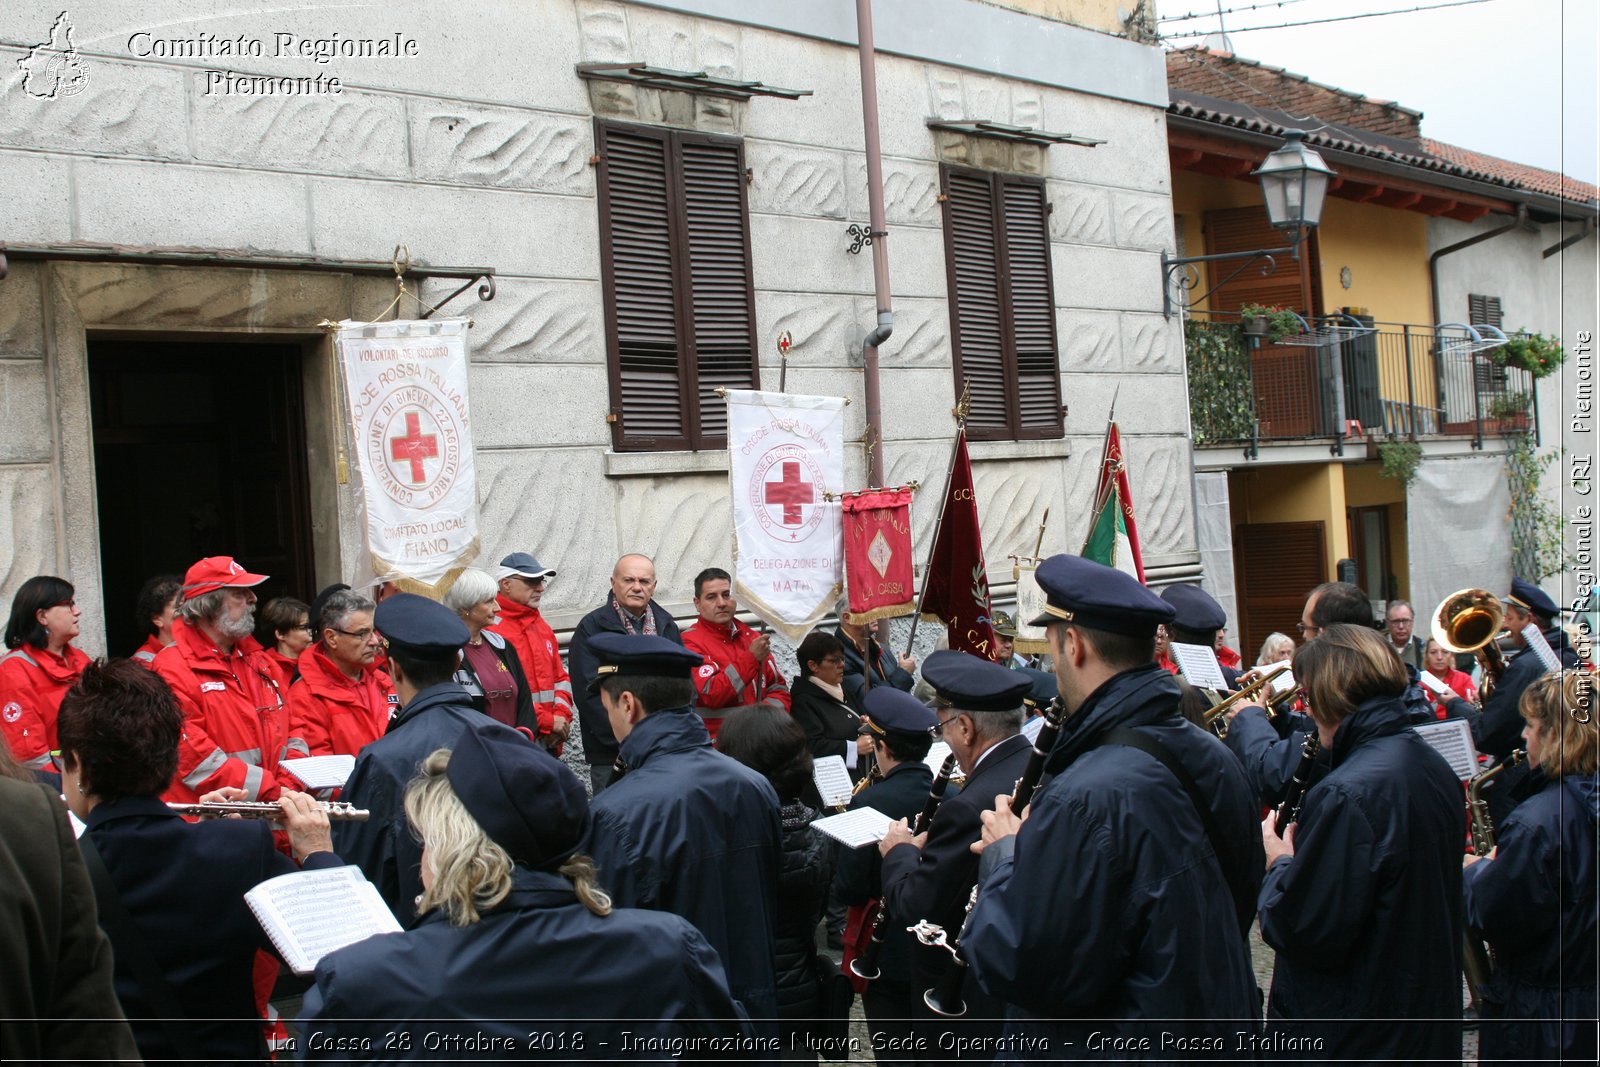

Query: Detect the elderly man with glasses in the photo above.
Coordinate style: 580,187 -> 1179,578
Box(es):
1383,599 -> 1425,669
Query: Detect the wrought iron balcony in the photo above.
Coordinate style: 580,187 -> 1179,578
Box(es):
1183,311 -> 1536,456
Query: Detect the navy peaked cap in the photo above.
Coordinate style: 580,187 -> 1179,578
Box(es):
1161,584 -> 1227,632
373,592 -> 469,658
1027,554 -> 1175,637
1508,577 -> 1560,618
863,687 -> 938,736
922,649 -> 1032,712
585,632 -> 704,694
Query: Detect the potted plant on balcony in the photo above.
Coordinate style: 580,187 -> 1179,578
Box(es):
1493,331 -> 1565,379
1238,303 -> 1302,343
1488,391 -> 1532,429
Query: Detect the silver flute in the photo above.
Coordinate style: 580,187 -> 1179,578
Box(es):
167,800 -> 370,821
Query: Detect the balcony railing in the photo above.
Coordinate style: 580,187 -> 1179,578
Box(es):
1184,311 -> 1536,455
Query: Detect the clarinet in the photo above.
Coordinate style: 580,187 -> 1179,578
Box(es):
1274,732 -> 1321,836
915,697 -> 1068,1017
849,752 -> 958,982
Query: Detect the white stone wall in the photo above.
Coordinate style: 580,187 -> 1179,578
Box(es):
0,0 -> 1194,650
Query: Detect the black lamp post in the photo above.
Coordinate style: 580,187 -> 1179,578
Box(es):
1162,131 -> 1336,317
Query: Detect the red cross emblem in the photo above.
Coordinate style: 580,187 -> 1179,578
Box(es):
389,411 -> 438,484
763,460 -> 815,526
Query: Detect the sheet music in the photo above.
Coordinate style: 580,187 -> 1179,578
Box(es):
1170,642 -> 1229,690
1266,667 -> 1296,695
279,755 -> 357,791
1021,715 -> 1045,744
1418,670 -> 1455,698
812,807 -> 895,849
924,741 -> 954,776
1411,719 -> 1479,781
245,865 -> 402,974
812,755 -> 853,809
1520,624 -> 1563,673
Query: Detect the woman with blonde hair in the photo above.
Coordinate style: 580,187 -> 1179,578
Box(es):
1463,670 -> 1597,1064
1257,623 -> 1464,1061
300,720 -> 752,1056
1255,631 -> 1295,666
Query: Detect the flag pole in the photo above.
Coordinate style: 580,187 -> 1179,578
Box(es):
905,379 -> 970,654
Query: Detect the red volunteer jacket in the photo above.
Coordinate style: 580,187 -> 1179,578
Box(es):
0,643 -> 90,770
285,645 -> 398,759
131,635 -> 166,669
489,596 -> 574,736
682,618 -> 791,740
154,619 -> 289,803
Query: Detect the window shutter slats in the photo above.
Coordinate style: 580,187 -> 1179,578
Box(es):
999,180 -> 1062,431
945,171 -> 1011,431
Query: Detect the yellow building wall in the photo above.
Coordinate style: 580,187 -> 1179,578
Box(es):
982,0 -> 1128,34
1343,462 -> 1410,602
1228,463 -> 1348,579
1171,171 -> 1266,317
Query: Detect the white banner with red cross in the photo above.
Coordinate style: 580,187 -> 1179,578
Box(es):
726,389 -> 846,645
336,317 -> 479,593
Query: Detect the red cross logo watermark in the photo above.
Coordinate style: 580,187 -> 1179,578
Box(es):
389,410 -> 439,484
750,445 -> 826,543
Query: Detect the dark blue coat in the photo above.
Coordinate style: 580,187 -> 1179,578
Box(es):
1258,694 -> 1464,1061
1464,770 -> 1599,1063
83,795 -> 343,1065
773,801 -> 834,1022
835,759 -> 933,985
298,867 -> 755,1063
1467,627 -> 1578,824
568,600 -> 683,766
332,682 -> 482,920
964,664 -> 1263,1058
835,626 -> 915,715
587,707 -> 782,1022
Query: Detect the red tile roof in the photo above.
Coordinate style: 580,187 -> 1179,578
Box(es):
1422,139 -> 1598,206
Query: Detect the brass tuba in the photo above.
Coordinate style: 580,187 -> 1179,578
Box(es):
1432,588 -> 1508,703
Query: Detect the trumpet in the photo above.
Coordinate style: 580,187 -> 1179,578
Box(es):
1201,664 -> 1292,736
1432,588 -> 1507,704
168,800 -> 370,822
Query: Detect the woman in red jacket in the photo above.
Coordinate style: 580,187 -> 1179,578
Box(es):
1,575 -> 91,772
285,589 -> 395,760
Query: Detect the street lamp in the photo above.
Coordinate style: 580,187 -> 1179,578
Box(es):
1162,130 -> 1336,317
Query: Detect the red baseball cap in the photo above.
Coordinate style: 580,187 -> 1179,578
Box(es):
181,556 -> 269,601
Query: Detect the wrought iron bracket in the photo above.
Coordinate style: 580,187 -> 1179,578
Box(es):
846,224 -> 886,255
1160,232 -> 1305,318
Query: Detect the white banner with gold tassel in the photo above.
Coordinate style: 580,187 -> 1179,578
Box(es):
336,317 -> 479,593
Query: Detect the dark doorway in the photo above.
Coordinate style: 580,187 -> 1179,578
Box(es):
89,339 -> 315,656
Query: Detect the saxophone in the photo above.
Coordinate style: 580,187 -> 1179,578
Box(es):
1461,748 -> 1527,1012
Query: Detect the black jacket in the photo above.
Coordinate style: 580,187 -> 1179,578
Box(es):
835,759 -> 933,985
964,664 -> 1263,1057
84,795 -> 343,1064
789,676 -> 863,805
1464,769 -> 1599,1064
569,600 -> 683,765
1258,693 -> 1464,1061
835,625 -> 914,714
452,629 -> 536,731
300,866 -> 753,1063
333,682 -> 483,921
586,707 -> 782,1022
773,801 -> 834,1021
1465,627 -> 1578,824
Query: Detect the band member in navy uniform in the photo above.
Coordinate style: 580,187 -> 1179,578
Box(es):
1160,583 -> 1241,690
963,555 -> 1263,1055
584,633 -> 783,1026
878,650 -> 1034,1054
834,688 -> 937,1061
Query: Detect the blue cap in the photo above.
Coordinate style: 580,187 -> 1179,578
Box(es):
863,687 -> 938,737
922,649 -> 1033,712
585,632 -> 704,694
1027,554 -> 1176,637
445,720 -> 589,870
1508,577 -> 1560,619
1161,584 -> 1227,632
374,592 -> 469,658
1017,666 -> 1058,711
497,552 -> 556,582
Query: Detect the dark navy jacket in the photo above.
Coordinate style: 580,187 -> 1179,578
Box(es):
299,867 -> 754,1063
586,707 -> 782,1022
568,600 -> 683,766
84,796 -> 343,1065
332,682 -> 482,921
1463,627 -> 1578,824
835,759 -> 933,985
1464,770 -> 1599,1064
835,626 -> 915,714
1258,693 -> 1464,1061
773,800 -> 834,1022
964,664 -> 1263,1057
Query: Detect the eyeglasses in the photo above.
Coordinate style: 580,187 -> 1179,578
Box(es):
51,598 -> 77,609
935,713 -> 963,736
1295,622 -> 1319,637
295,623 -> 315,633
331,626 -> 377,641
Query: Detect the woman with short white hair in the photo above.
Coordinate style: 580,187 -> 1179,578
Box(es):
443,568 -> 535,732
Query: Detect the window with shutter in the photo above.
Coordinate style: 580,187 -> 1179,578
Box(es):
1467,293 -> 1506,390
939,165 -> 1063,441
596,121 -> 758,451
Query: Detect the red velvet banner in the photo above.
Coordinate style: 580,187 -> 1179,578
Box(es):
841,487 -> 915,625
920,430 -> 997,660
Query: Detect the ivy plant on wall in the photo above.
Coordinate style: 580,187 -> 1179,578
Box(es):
1184,320 -> 1255,445
1505,432 -> 1566,581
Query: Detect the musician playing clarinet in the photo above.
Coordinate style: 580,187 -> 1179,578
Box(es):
963,555 -> 1262,1057
833,688 -> 937,1062
878,650 -> 1033,1057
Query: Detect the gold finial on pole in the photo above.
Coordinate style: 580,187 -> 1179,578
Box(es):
953,378 -> 972,425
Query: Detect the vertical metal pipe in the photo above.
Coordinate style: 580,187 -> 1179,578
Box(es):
856,0 -> 891,488
1402,324 -> 1416,439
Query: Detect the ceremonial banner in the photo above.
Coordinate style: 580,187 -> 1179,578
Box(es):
1082,422 -> 1145,582
842,488 -> 915,626
727,389 -> 846,644
920,429 -> 997,659
337,318 -> 479,593
1011,561 -> 1052,655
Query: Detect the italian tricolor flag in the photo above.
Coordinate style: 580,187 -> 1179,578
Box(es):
1082,422 -> 1145,582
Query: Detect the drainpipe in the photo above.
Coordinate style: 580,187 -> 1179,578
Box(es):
856,0 -> 891,488
1428,205 -> 1526,327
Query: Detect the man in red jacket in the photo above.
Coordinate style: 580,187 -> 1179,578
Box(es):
489,551 -> 574,751
153,556 -> 288,803
681,567 -> 790,740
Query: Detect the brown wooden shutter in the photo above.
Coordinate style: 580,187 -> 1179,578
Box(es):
940,165 -> 1063,441
1233,520 -> 1326,662
1202,206 -> 1315,316
596,121 -> 758,451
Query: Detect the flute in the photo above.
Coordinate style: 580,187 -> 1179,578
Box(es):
168,800 -> 370,822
